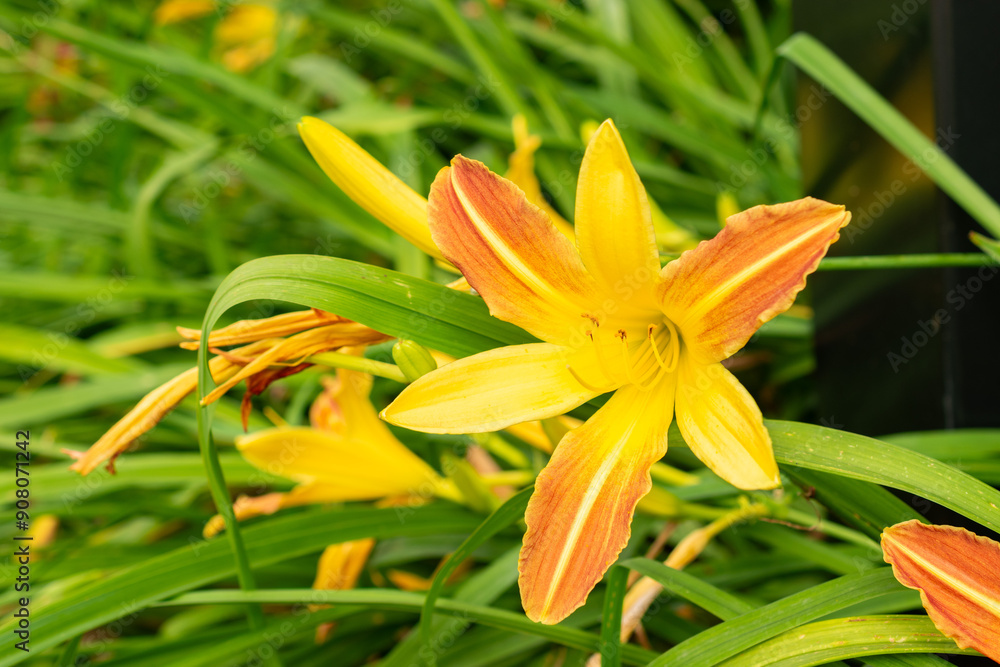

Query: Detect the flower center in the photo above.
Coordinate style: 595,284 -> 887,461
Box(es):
569,316 -> 679,392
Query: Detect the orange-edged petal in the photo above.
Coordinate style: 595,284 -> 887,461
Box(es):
298,116 -> 443,261
575,120 -> 660,307
428,157 -> 603,345
382,343 -> 602,434
519,377 -> 675,624
674,351 -> 779,490
658,198 -> 850,364
882,520 -> 1000,662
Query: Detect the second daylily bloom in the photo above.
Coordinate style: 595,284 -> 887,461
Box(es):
382,119 -> 850,623
203,366 -> 457,538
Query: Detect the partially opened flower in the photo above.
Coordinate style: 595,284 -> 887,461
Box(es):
381,119 -> 849,623
882,520 -> 1000,662
298,115 -> 579,263
204,367 -> 457,537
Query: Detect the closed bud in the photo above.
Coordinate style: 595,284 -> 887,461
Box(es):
392,339 -> 437,382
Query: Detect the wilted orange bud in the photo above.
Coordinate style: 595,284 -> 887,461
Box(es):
882,520 -> 1000,662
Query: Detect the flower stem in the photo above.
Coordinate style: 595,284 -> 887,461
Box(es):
308,351 -> 408,383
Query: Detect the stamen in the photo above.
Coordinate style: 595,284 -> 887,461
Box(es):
566,365 -> 612,393
617,330 -> 643,387
589,331 -> 617,382
648,324 -> 669,370
662,319 -> 680,373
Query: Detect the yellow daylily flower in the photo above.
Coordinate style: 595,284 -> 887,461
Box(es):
214,3 -> 279,73
381,119 -> 850,624
882,520 -> 1000,662
204,367 -> 457,537
297,116 -> 578,263
154,0 -> 278,73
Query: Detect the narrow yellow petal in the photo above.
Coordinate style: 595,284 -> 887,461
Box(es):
298,116 -> 443,261
236,427 -> 441,499
313,539 -> 375,591
674,351 -> 780,490
574,119 -> 660,307
382,343 -> 602,434
519,377 -> 675,624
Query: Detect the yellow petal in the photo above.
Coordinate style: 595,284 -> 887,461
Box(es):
203,491 -> 286,538
382,343 -> 601,434
314,538 -> 375,591
215,4 -> 277,46
428,156 -> 604,345
236,427 -> 441,499
574,120 -> 660,307
298,116 -> 442,261
674,351 -> 779,490
153,0 -> 214,25
221,38 -> 275,73
882,520 -> 1000,662
658,198 -> 850,364
504,114 -> 575,242
503,415 -> 583,454
519,378 -> 675,624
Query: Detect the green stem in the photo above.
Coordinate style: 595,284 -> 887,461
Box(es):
659,252 -> 995,270
197,334 -> 264,632
651,462 -> 700,486
307,352 -> 407,383
818,253 -> 995,270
